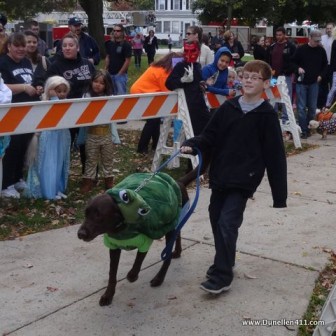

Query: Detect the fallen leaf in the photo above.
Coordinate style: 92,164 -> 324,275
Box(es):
24,263 -> 34,269
46,286 -> 58,292
244,273 -> 258,279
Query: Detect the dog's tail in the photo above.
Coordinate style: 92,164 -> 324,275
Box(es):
177,150 -> 211,187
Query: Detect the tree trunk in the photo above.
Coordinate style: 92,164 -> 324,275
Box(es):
226,1 -> 232,30
79,0 -> 106,60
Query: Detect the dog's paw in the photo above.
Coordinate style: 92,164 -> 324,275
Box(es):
150,275 -> 164,287
127,271 -> 139,283
99,294 -> 113,306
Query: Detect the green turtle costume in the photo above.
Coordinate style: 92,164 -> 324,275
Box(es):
104,172 -> 182,253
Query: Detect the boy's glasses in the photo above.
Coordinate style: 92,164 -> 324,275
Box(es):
186,32 -> 194,36
113,29 -> 122,32
242,74 -> 264,81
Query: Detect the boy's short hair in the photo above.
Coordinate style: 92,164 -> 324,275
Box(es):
243,60 -> 272,80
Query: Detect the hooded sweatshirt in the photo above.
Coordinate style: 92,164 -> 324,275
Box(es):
202,46 -> 232,96
46,52 -> 95,99
182,96 -> 287,206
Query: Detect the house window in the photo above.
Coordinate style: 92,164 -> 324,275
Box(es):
172,21 -> 179,33
164,21 -> 170,33
173,0 -> 180,9
158,0 -> 165,10
156,21 -> 162,33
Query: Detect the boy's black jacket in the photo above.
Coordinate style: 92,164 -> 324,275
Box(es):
183,96 -> 287,207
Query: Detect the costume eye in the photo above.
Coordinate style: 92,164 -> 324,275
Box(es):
119,190 -> 129,203
138,208 -> 150,216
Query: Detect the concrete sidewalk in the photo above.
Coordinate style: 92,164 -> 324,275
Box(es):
1,130 -> 335,336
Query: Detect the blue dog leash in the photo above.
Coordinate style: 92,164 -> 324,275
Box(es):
161,148 -> 202,260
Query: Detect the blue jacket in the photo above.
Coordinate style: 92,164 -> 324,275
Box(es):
202,47 -> 232,96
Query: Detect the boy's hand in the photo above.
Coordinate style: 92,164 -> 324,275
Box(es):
180,146 -> 194,154
181,64 -> 194,83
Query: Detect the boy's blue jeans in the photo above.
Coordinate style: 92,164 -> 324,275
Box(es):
296,82 -> 319,134
208,189 -> 248,285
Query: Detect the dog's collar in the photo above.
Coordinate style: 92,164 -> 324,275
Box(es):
106,192 -> 126,233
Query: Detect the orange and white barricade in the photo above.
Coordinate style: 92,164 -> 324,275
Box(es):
0,91 -> 195,173
0,92 -> 178,136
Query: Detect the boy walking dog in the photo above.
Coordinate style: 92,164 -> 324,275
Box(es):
181,60 -> 287,294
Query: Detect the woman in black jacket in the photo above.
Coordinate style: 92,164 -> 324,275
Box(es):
253,35 -> 270,63
46,33 -> 95,99
223,30 -> 245,67
24,30 -> 50,92
0,32 -> 39,197
144,30 -> 158,65
46,33 -> 95,173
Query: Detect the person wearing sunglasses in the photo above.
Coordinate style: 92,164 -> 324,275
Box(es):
105,24 -> 132,97
184,26 -> 214,68
105,24 -> 133,140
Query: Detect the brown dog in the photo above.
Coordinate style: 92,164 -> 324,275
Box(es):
77,155 -> 208,306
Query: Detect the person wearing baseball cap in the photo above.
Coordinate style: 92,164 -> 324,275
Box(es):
65,16 -> 100,65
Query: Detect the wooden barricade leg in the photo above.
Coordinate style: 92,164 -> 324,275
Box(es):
276,76 -> 302,149
151,89 -> 198,172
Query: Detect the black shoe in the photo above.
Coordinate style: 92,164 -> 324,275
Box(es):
301,133 -> 308,139
200,279 -> 231,294
206,265 -> 216,279
206,264 -> 235,278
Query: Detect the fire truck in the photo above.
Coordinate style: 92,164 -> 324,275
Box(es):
201,23 -> 315,52
251,23 -> 315,45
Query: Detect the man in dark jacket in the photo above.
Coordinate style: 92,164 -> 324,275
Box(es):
67,17 -> 100,65
292,30 -> 328,138
269,27 -> 297,124
181,60 -> 287,295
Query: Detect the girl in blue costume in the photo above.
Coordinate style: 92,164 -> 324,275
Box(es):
25,76 -> 71,200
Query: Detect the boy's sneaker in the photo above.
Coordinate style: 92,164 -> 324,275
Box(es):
14,179 -> 27,192
200,279 -> 231,294
1,185 -> 20,198
206,265 -> 216,279
206,264 -> 236,279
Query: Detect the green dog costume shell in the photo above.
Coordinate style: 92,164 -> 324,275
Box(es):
104,172 -> 182,252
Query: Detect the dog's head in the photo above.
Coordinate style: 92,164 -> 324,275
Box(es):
77,193 -> 124,242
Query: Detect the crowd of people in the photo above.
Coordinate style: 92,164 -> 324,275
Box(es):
1,18 -> 334,199
251,25 -> 336,139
